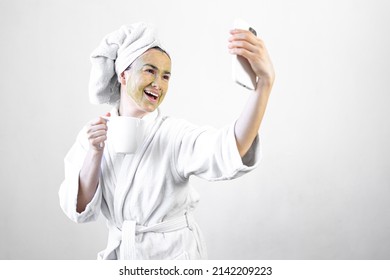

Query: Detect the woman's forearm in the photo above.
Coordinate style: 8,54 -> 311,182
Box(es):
234,79 -> 272,157
77,149 -> 104,213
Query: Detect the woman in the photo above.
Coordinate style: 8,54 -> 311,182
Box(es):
59,22 -> 275,260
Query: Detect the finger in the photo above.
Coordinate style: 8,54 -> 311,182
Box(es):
229,31 -> 265,52
89,118 -> 105,126
87,123 -> 108,134
88,130 -> 107,140
99,112 -> 111,124
90,135 -> 107,146
230,29 -> 254,35
98,117 -> 109,125
89,112 -> 111,126
230,28 -> 258,37
228,40 -> 258,54
229,47 -> 256,61
230,39 -> 269,61
230,37 -> 265,54
229,29 -> 257,42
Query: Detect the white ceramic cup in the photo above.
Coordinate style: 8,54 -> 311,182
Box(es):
107,116 -> 143,154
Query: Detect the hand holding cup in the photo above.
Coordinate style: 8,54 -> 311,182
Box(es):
86,112 -> 111,152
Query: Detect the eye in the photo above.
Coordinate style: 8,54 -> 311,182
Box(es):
163,74 -> 171,81
145,68 -> 155,75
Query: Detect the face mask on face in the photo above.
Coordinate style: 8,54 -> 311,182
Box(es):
120,49 -> 171,115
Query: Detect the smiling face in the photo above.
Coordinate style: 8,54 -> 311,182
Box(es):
119,48 -> 171,117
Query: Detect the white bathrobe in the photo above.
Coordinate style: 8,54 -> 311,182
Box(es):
59,108 -> 261,260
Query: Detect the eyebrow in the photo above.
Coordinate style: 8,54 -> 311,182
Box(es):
144,64 -> 171,75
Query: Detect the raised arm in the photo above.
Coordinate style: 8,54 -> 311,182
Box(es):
228,29 -> 275,157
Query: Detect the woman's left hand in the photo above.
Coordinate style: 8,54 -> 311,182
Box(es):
228,29 -> 275,87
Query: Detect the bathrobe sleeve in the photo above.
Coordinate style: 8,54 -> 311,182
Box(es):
59,126 -> 103,223
173,119 -> 262,181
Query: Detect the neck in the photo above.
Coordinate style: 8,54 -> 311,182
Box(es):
119,91 -> 148,118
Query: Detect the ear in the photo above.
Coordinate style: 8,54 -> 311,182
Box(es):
119,71 -> 127,86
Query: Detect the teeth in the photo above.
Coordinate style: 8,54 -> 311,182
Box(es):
145,90 -> 158,98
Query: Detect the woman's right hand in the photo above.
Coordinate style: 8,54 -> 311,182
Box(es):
86,112 -> 111,152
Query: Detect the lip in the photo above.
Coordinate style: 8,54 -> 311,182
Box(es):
144,89 -> 160,103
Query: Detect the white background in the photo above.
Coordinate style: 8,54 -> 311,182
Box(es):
0,0 -> 389,259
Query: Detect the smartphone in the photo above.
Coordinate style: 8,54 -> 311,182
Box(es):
232,18 -> 257,90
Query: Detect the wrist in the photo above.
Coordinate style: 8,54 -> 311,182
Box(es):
88,147 -> 105,158
255,78 -> 273,97
257,75 -> 274,88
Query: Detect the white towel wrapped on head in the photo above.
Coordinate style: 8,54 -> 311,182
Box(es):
89,22 -> 164,105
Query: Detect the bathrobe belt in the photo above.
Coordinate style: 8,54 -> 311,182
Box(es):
107,212 -> 195,260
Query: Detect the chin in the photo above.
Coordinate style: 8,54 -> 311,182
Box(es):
143,105 -> 158,113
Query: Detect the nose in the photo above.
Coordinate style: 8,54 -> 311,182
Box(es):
151,77 -> 162,90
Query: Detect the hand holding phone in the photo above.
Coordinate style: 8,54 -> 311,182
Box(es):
231,19 -> 258,90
